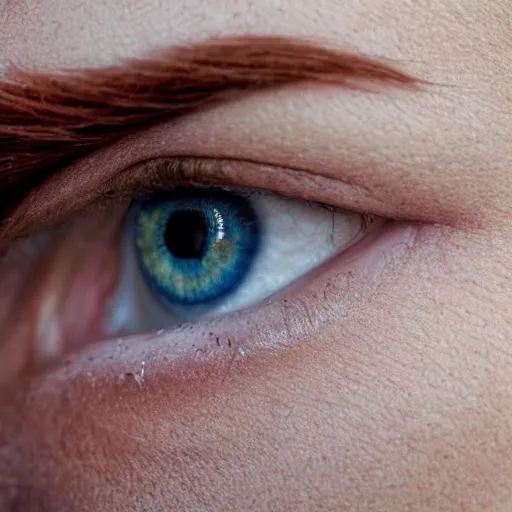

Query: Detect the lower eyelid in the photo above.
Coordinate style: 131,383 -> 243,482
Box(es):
0,181 -> 381,384
43,221 -> 418,384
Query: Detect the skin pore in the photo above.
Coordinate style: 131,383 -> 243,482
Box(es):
0,0 -> 511,510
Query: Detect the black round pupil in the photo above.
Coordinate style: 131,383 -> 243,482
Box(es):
165,210 -> 208,259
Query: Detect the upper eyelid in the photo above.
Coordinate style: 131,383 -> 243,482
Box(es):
0,35 -> 421,197
0,156 -> 385,243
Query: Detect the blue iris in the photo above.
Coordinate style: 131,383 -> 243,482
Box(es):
132,188 -> 260,310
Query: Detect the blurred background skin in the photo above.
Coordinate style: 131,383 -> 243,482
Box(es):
0,1 -> 511,511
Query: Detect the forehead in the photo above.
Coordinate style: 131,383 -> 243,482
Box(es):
0,0 -> 509,71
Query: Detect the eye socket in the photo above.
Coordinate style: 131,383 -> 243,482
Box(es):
106,186 -> 375,334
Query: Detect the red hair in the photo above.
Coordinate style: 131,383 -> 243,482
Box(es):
0,36 -> 421,196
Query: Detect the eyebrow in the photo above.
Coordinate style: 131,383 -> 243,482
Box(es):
0,36 -> 421,198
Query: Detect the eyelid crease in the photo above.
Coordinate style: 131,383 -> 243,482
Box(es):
0,35 -> 423,199
1,157 -> 379,243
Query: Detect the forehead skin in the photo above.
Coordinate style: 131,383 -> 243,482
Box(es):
1,0 -> 510,70
0,1 -> 512,511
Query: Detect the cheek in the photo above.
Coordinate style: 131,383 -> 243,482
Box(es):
2,226 -> 512,511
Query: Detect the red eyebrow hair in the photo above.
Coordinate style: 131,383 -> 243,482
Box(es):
0,36 -> 421,196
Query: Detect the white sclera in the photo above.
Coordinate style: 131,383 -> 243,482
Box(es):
106,191 -> 367,334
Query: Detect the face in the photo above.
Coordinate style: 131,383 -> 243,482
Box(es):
0,1 -> 511,510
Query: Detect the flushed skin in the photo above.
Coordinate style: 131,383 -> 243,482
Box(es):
0,1 -> 511,511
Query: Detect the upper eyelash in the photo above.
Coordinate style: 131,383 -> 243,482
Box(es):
0,156 -> 380,246
91,160 -> 376,238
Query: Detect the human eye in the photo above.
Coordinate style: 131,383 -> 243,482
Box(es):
1,156 -> 380,369
89,182 -> 376,334
0,36 -> 420,382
